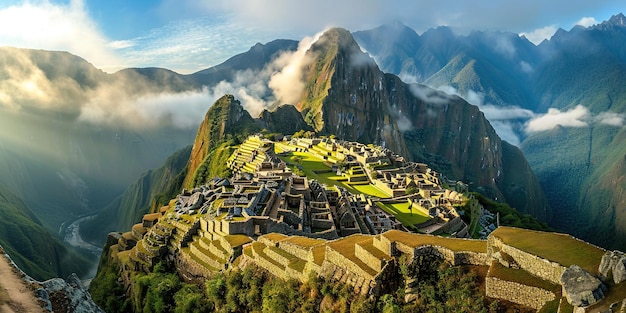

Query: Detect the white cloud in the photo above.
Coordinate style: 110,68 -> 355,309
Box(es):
107,40 -> 136,49
519,25 -> 558,45
0,0 -> 124,72
575,17 -> 598,28
595,112 -> 625,127
525,105 -> 590,133
268,30 -> 325,105
79,88 -> 213,129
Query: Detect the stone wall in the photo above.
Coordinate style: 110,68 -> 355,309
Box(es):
390,240 -> 489,266
325,246 -> 375,280
223,219 -> 254,236
485,277 -> 556,310
355,243 -> 385,272
489,236 -> 566,284
279,242 -> 316,262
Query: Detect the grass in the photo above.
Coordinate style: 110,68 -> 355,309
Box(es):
279,152 -> 391,198
222,234 -> 253,247
261,233 -> 288,243
382,229 -> 487,253
282,236 -> 326,248
312,246 -> 326,266
490,227 -> 605,275
489,261 -> 561,293
375,201 -> 431,226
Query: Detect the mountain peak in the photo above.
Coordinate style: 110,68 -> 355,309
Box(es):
607,13 -> 626,26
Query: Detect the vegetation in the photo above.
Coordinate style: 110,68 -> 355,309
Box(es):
471,193 -> 551,231
191,141 -> 234,187
0,185 -> 92,280
93,256 -> 534,313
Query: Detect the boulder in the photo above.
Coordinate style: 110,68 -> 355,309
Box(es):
615,256 -> 626,284
560,265 -> 607,307
598,250 -> 626,284
42,273 -> 105,313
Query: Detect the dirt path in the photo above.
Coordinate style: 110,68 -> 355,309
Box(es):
0,254 -> 45,313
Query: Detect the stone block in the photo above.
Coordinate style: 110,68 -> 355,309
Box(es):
561,265 -> 607,307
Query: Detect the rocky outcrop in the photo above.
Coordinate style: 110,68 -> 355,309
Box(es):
599,250 -> 626,284
560,265 -> 607,307
42,274 -> 104,313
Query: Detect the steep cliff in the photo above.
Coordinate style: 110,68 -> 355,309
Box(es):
296,28 -> 547,217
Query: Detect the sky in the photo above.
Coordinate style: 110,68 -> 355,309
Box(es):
0,0 -> 622,74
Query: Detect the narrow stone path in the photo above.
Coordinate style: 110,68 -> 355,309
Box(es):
0,254 -> 45,313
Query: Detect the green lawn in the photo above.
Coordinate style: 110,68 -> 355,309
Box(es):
375,201 -> 431,226
279,152 -> 391,198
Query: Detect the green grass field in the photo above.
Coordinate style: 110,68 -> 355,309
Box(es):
375,201 -> 431,226
279,152 -> 391,199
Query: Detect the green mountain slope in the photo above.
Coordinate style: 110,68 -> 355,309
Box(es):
0,185 -> 91,280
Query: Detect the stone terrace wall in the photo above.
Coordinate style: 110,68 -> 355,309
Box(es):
485,277 -> 556,310
489,236 -> 566,284
325,246 -> 376,281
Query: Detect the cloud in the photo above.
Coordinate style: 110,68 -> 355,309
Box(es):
525,106 -> 625,133
113,14 -> 301,74
0,0 -> 124,72
519,61 -> 533,73
79,88 -> 213,129
519,25 -> 558,45
410,84 -> 456,105
159,0 -> 622,39
576,17 -> 598,27
435,88 -> 535,145
268,30 -> 325,105
595,112 -> 625,127
525,105 -> 590,133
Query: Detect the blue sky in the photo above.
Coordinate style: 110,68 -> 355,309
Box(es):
0,0 -> 623,73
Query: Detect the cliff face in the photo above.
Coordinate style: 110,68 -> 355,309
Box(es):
295,28 -> 548,217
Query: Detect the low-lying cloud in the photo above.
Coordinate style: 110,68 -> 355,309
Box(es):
525,105 -> 625,133
525,105 -> 589,132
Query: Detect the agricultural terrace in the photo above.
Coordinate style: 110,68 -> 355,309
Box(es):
490,227 -> 605,275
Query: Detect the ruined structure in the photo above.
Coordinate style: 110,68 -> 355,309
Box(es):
107,135 -> 626,312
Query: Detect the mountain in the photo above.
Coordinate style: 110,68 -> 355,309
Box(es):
296,28 -> 547,218
189,39 -> 299,86
355,15 -> 626,250
353,25 -> 539,110
0,185 -> 91,280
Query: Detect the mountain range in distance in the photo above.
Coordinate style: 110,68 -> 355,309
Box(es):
0,13 -> 625,282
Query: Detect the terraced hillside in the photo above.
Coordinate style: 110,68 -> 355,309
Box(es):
95,135 -> 626,312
